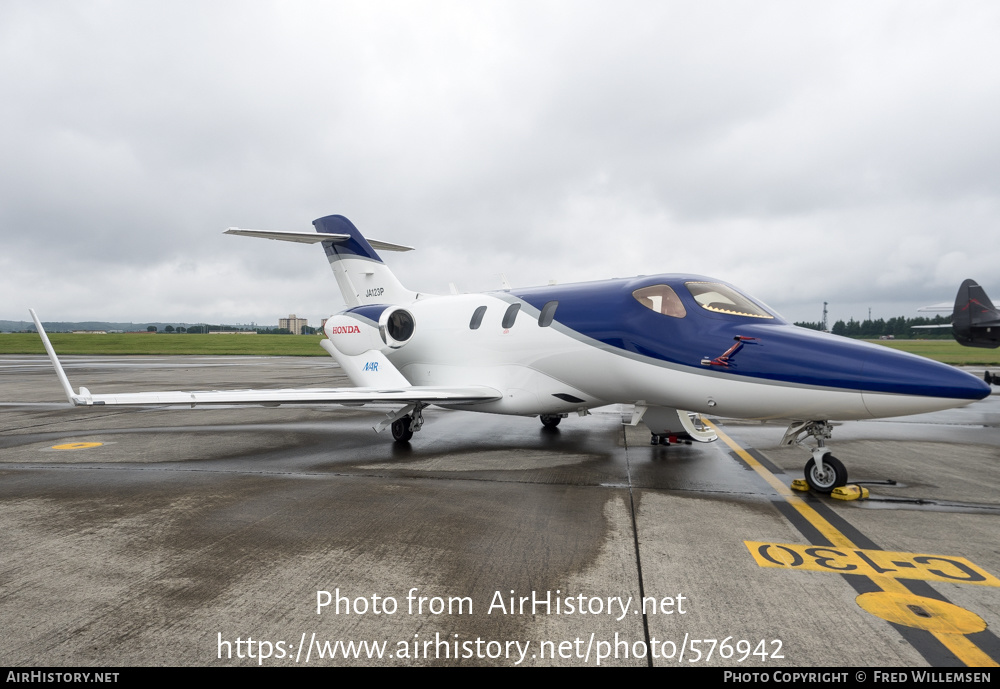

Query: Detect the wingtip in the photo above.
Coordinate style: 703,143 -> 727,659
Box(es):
26,309 -> 77,404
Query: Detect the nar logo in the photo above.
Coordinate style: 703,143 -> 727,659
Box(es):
330,325 -> 361,334
363,361 -> 379,372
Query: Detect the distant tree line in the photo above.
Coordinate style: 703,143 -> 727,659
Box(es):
146,325 -> 318,335
793,315 -> 953,339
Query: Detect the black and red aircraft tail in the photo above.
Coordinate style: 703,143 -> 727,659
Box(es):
953,279 -> 1000,348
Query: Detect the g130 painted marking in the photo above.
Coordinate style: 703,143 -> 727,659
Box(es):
745,541 -> 1000,587
363,362 -> 379,372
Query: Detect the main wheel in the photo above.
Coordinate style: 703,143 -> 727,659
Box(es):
540,414 -> 561,428
804,454 -> 848,493
391,416 -> 414,442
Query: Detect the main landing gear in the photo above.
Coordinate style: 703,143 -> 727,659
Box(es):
391,416 -> 414,442
378,403 -> 427,444
780,420 -> 848,493
540,414 -> 564,429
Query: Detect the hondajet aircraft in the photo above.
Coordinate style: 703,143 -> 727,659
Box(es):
31,215 -> 991,493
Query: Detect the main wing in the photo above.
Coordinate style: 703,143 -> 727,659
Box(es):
65,386 -> 501,408
28,309 -> 500,409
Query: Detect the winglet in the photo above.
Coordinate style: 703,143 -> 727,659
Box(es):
28,309 -> 79,405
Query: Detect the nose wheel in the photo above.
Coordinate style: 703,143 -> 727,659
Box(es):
804,453 -> 848,493
781,420 -> 849,494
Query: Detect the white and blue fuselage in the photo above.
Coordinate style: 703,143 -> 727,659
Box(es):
326,279 -> 989,422
310,212 -> 988,425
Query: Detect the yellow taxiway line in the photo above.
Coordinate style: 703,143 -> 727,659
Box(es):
704,419 -> 998,668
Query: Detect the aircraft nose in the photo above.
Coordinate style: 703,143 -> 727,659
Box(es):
860,344 -> 991,417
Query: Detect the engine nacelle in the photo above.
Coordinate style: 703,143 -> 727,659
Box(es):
324,314 -> 384,356
379,307 -> 416,349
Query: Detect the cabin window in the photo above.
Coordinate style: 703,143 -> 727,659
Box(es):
684,281 -> 774,319
469,305 -> 487,330
632,285 -> 687,318
502,303 -> 521,328
538,300 -> 559,327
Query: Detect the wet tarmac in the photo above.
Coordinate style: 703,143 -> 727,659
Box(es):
1,355 -> 998,667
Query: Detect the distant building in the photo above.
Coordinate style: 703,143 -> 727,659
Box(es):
279,314 -> 309,335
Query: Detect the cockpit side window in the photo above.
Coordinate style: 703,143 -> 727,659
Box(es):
632,285 -> 687,318
684,282 -> 774,319
538,300 -> 558,327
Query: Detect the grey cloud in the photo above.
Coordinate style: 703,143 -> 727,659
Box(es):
2,1 -> 999,325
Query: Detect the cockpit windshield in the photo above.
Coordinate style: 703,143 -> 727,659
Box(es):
684,282 -> 774,319
632,285 -> 687,318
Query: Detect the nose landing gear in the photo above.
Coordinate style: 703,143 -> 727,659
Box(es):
781,420 -> 849,493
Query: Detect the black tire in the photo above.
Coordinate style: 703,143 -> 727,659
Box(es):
804,454 -> 848,493
391,416 -> 413,442
540,414 -> 561,428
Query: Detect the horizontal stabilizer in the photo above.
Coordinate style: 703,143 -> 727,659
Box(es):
225,228 -> 413,252
230,215 -> 418,307
917,302 -> 952,313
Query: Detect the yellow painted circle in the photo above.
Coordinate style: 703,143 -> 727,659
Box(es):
857,591 -> 986,634
51,442 -> 104,450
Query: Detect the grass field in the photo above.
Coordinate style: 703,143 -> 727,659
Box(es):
865,339 -> 1000,365
0,333 -> 328,356
2,333 -> 999,365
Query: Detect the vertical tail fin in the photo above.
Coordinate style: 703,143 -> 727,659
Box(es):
952,279 -> 1000,348
313,215 -> 417,307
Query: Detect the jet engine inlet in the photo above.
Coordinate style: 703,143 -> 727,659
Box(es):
379,308 -> 415,348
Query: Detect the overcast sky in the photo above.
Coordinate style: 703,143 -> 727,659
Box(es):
3,1 -> 999,327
